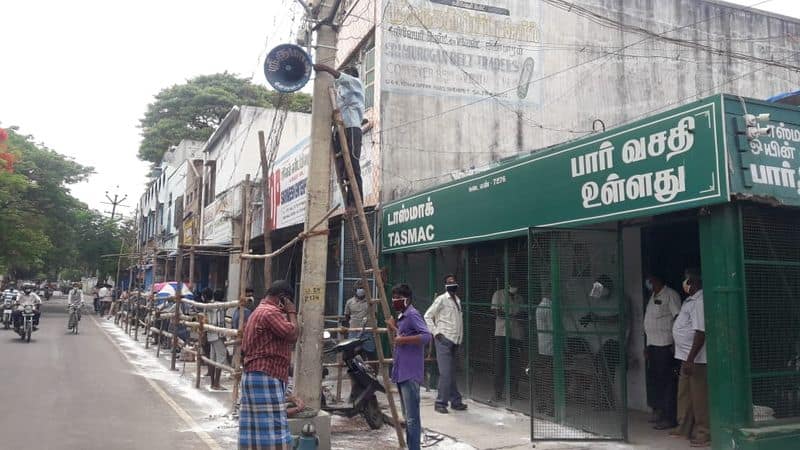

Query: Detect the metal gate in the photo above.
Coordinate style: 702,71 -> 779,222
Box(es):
529,228 -> 627,440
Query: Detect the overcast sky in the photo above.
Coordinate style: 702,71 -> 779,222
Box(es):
0,0 -> 797,217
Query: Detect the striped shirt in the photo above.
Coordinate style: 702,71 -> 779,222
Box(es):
242,300 -> 297,381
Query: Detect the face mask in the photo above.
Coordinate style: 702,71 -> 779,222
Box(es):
392,297 -> 407,312
356,288 -> 365,298
589,282 -> 605,299
682,279 -> 691,295
508,286 -> 519,295
644,279 -> 653,291
445,284 -> 458,294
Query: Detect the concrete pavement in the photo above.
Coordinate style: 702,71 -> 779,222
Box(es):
0,296 -> 230,450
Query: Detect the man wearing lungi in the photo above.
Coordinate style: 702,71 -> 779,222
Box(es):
240,280 -> 298,450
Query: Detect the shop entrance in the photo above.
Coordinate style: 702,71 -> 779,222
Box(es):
529,227 -> 627,440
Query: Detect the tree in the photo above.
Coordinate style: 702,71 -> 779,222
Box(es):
0,126 -> 129,281
138,72 -> 312,163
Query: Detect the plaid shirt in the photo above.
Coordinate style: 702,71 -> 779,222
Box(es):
242,300 -> 297,381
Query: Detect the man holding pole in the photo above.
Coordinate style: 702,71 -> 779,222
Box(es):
239,280 -> 298,450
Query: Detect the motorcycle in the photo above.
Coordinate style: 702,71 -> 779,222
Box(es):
320,324 -> 385,429
44,287 -> 52,301
16,304 -> 36,342
68,304 -> 81,334
2,298 -> 12,329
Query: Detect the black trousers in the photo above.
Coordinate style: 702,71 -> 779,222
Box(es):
494,337 -> 523,398
647,344 -> 678,423
332,126 -> 363,207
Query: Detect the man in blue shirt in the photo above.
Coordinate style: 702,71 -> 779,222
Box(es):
387,284 -> 431,450
313,63 -> 365,210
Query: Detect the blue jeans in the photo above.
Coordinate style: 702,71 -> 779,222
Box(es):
398,380 -> 421,450
434,335 -> 463,407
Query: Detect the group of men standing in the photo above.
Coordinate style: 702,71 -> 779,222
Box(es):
644,269 -> 709,448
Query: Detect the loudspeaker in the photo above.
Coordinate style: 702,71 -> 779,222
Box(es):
264,44 -> 312,93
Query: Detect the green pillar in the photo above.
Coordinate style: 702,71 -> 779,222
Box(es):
698,203 -> 752,449
550,238 -> 566,423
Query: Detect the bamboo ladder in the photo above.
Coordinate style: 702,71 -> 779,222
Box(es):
327,88 -> 406,448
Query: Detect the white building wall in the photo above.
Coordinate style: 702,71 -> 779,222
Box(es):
376,0 -> 800,200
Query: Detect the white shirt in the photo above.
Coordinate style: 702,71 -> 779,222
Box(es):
491,288 -> 525,340
99,287 -> 111,302
68,289 -> 84,306
335,73 -> 365,128
536,297 -> 553,356
673,290 -> 706,363
643,285 -> 682,346
425,292 -> 463,345
16,292 -> 41,307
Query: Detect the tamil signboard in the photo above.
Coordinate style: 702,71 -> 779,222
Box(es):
382,96 -> 729,253
724,95 -> 800,207
270,138 -> 310,230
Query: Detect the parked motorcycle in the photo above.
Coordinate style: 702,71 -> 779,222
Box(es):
16,304 -> 36,342
2,298 -> 12,329
320,324 -> 385,429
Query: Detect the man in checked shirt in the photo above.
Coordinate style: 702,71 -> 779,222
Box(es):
239,280 -> 298,450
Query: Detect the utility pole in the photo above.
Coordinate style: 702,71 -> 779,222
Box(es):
294,0 -> 338,412
103,186 -> 129,221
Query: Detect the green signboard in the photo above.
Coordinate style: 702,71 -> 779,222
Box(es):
724,95 -> 800,206
382,96 -> 729,253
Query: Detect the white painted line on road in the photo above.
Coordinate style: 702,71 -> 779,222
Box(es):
91,316 -> 223,450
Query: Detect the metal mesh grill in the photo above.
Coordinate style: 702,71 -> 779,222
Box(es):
742,204 -> 800,421
465,242 -> 504,405
529,229 -> 625,440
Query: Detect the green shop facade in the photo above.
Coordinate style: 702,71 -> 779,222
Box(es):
380,94 -> 800,449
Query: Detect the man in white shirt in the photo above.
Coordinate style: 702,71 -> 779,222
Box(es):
643,273 -> 682,429
491,282 -> 525,402
534,291 -> 554,416
670,269 -> 709,447
313,63 -> 365,210
425,274 -> 467,414
98,284 -> 112,316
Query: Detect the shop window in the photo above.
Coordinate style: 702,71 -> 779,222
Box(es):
743,204 -> 800,421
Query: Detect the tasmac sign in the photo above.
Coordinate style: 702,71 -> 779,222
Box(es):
382,96 -> 729,253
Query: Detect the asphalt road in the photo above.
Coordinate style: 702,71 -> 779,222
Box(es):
0,297 -> 210,450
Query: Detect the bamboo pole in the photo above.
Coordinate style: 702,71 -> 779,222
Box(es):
196,314 -> 205,389
240,205 -> 338,260
231,175 -> 252,411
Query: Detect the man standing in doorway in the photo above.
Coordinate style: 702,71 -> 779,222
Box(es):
671,268 -> 710,448
387,283 -> 431,450
491,281 -> 525,403
425,274 -> 468,414
644,273 -> 682,430
239,280 -> 298,450
313,63 -> 365,210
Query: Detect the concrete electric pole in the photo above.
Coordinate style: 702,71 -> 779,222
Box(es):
293,0 -> 339,412
103,186 -> 129,221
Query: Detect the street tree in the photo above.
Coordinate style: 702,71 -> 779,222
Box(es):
137,72 -> 312,163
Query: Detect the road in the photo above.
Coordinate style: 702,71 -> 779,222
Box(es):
0,296 -> 225,450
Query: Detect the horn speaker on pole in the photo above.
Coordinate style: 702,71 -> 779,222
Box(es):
264,44 -> 313,93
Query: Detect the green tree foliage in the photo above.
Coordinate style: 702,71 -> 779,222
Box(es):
0,127 -> 128,281
137,72 -> 312,163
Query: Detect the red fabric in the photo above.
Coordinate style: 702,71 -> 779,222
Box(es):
242,300 -> 297,381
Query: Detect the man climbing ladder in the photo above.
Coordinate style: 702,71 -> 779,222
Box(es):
313,63 -> 365,210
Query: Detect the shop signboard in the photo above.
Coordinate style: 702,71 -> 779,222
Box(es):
382,96 -> 729,253
724,96 -> 800,207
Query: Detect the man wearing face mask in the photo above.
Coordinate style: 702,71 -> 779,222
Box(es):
343,281 -> 377,362
425,274 -> 467,414
491,281 -> 525,402
387,284 -> 431,450
670,268 -> 709,447
643,273 -> 681,430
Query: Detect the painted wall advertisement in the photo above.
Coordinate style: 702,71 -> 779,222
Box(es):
382,97 -> 729,253
202,192 -> 233,245
382,0 -> 542,103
